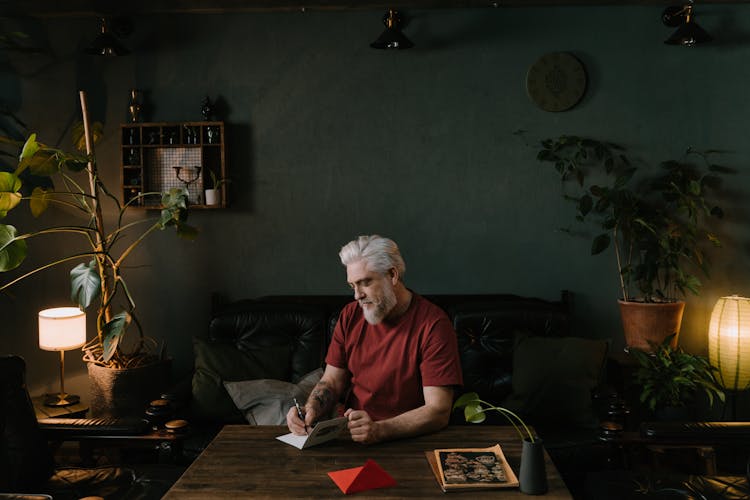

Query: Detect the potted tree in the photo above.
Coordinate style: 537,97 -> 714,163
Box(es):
630,335 -> 725,420
536,135 -> 728,351
0,91 -> 197,416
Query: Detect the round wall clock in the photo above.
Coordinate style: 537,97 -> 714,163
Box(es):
526,52 -> 587,112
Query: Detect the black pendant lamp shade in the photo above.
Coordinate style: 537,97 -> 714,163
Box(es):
662,4 -> 712,46
371,9 -> 413,50
86,17 -> 130,56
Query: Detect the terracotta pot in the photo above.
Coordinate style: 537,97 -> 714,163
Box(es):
87,358 -> 172,418
618,300 -> 685,352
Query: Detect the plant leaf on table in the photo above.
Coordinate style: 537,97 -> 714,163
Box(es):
453,392 -> 535,442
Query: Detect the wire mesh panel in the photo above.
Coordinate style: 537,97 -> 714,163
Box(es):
145,147 -> 204,205
121,122 -> 226,209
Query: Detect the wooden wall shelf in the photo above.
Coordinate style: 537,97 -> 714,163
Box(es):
120,121 -> 227,209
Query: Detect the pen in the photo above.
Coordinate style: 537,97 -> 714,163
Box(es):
294,398 -> 308,434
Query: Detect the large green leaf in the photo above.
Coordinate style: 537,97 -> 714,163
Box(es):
0,224 -> 27,271
30,187 -> 51,217
18,133 -> 39,162
0,172 -> 22,217
102,311 -> 131,363
70,260 -> 101,309
159,188 -> 198,240
591,233 -> 611,255
463,404 -> 486,423
72,121 -> 103,153
24,149 -> 58,176
453,392 -> 480,409
16,134 -> 57,176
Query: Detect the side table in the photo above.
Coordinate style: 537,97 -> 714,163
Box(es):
32,395 -> 88,420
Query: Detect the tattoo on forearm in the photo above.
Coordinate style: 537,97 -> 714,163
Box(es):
310,382 -> 334,413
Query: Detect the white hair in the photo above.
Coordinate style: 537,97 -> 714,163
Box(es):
339,235 -> 406,277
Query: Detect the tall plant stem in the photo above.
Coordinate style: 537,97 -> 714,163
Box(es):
78,90 -> 111,338
613,225 -> 627,301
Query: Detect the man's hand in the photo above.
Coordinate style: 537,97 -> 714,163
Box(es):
286,406 -> 308,435
286,404 -> 324,435
344,408 -> 382,444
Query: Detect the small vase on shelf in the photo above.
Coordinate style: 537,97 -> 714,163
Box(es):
204,189 -> 219,206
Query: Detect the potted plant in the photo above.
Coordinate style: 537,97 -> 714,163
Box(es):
454,392 -> 547,494
535,135 -> 728,351
204,169 -> 228,206
630,335 -> 725,420
0,91 -> 197,416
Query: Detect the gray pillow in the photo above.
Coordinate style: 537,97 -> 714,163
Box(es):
223,368 -> 323,425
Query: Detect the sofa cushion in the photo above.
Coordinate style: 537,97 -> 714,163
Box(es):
501,334 -> 608,429
452,297 -> 571,406
191,337 -> 292,422
223,368 -> 323,425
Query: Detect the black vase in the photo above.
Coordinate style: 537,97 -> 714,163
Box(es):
519,438 -> 548,495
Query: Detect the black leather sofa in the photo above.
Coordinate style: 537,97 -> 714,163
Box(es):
190,291 -> 591,424
179,291 -> 612,496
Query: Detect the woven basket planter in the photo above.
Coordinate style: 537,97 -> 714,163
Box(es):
87,358 -> 172,418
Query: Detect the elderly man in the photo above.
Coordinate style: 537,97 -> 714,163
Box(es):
286,235 -> 463,444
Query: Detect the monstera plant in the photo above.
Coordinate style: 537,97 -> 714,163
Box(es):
0,91 -> 197,369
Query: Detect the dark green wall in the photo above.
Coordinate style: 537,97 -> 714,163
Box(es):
1,6 -> 748,398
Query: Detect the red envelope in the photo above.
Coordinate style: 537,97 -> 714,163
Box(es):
327,459 -> 397,494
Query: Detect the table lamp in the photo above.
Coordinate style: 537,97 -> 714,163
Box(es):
708,295 -> 750,419
39,307 -> 86,407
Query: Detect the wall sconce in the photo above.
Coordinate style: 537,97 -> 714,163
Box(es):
39,307 -> 86,406
370,9 -> 413,50
709,296 -> 750,391
85,17 -> 131,56
662,3 -> 712,46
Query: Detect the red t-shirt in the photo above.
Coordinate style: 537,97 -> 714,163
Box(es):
325,293 -> 463,421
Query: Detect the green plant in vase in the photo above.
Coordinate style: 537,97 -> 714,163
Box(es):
531,134 -> 731,350
453,392 -> 535,442
454,392 -> 548,494
630,334 -> 725,416
204,169 -> 229,206
0,91 -> 197,369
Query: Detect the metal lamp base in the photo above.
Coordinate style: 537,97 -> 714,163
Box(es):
44,393 -> 80,407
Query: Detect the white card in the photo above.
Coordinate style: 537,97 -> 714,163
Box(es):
276,416 -> 348,449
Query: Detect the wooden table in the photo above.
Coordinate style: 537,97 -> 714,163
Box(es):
164,425 -> 572,499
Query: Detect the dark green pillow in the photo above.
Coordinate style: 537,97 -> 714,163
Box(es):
501,335 -> 608,429
191,337 -> 291,422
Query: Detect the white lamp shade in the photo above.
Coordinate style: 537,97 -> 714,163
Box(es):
708,296 -> 750,391
38,307 -> 86,351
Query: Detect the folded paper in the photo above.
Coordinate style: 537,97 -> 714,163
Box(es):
328,459 -> 396,494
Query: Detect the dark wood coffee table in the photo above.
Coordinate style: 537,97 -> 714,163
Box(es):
164,425 -> 572,499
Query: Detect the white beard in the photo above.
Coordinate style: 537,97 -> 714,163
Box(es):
361,282 -> 397,325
